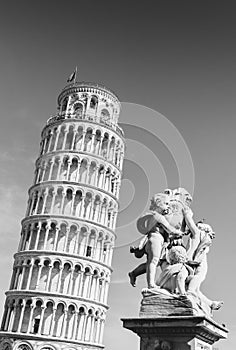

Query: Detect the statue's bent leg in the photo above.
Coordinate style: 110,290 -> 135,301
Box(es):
128,263 -> 146,287
176,266 -> 188,295
146,233 -> 164,289
188,258 -> 207,292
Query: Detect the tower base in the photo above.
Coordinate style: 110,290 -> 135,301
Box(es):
122,316 -> 228,350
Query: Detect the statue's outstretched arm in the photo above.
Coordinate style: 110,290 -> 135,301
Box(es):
183,208 -> 201,260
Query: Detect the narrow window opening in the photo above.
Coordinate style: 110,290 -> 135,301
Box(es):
33,318 -> 40,334
86,246 -> 92,257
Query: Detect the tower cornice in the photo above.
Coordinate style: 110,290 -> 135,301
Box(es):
14,251 -> 113,273
21,215 -> 118,237
5,290 -> 109,310
58,82 -> 121,107
42,116 -> 125,140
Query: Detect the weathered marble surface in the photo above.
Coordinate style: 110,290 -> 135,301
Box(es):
140,289 -> 212,318
129,187 -> 223,318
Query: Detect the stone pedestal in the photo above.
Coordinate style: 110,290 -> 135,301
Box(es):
122,316 -> 228,350
122,291 -> 228,350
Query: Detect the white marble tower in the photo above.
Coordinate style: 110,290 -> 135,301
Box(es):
0,82 -> 125,350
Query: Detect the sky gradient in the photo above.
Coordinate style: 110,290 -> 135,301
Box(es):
0,1 -> 236,349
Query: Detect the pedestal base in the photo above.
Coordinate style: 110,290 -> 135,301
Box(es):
122,316 -> 228,350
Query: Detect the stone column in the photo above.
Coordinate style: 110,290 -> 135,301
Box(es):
50,189 -> 57,213
28,193 -> 35,216
26,262 -> 34,289
94,277 -> 100,301
47,159 -> 53,181
61,309 -> 68,338
20,227 -> 28,251
72,311 -> 78,339
89,315 -> 95,342
33,190 -> 41,215
77,271 -> 84,297
81,312 -> 88,341
91,131 -> 96,153
53,127 -> 61,151
66,160 -> 72,181
70,191 -> 76,216
43,224 -> 51,250
85,273 -> 93,299
75,161 -> 81,182
60,190 -> 67,215
99,279 -> 106,303
47,131 -> 53,153
81,131 -> 86,151
57,266 -> 63,293
79,195 -> 85,217
62,129 -> 69,150
94,318 -> 101,343
17,300 -> 26,332
57,159 -> 63,180
8,304 -> 16,331
68,267 -> 75,295
13,268 -> 20,289
63,227 -> 70,251
34,222 -> 42,251
26,304 -> 34,334
35,264 -> 43,289
85,161 -> 91,183
4,305 -> 12,331
53,226 -> 60,250
70,128 -> 77,150
46,264 -> 53,291
103,279 -> 110,304
99,319 -> 105,344
49,307 -> 57,336
98,132 -> 104,156
27,226 -> 35,250
38,306 -> 46,334
19,264 -> 26,289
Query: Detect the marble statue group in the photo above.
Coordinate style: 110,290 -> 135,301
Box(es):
128,188 -> 223,316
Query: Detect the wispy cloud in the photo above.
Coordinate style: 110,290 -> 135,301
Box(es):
110,278 -> 128,285
0,151 -> 15,162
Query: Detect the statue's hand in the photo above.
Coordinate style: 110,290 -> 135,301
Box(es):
182,206 -> 193,218
171,229 -> 184,238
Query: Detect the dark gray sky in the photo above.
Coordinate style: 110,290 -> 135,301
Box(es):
0,1 -> 235,349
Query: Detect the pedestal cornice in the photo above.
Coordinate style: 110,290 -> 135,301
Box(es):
122,316 -> 228,345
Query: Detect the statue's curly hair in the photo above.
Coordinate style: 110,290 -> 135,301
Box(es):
149,193 -> 168,211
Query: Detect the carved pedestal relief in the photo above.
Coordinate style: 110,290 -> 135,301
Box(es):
141,337 -> 172,350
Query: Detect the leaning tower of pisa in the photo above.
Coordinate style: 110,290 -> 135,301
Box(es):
0,81 -> 125,350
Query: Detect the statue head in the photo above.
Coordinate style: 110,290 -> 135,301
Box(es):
149,193 -> 171,215
167,245 -> 188,265
172,187 -> 193,207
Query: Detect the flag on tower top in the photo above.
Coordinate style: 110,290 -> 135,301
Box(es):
67,67 -> 77,83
